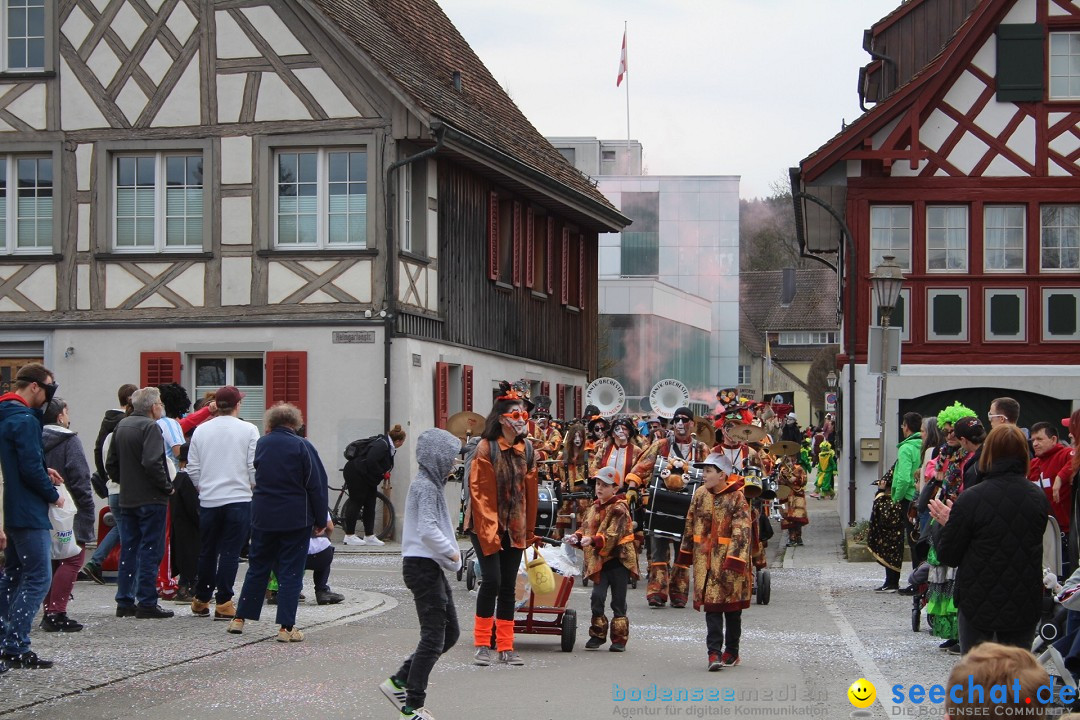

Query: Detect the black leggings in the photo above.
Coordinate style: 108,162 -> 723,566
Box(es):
343,478 -> 379,536
471,533 -> 523,621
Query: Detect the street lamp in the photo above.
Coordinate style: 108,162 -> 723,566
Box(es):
826,370 -> 838,389
871,255 -> 905,485
825,369 -> 839,448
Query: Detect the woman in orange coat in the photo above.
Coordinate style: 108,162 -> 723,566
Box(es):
463,382 -> 538,667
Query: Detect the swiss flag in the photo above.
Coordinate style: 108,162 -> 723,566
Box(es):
616,29 -> 627,87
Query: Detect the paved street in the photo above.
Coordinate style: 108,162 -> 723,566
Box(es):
4,499 -> 962,719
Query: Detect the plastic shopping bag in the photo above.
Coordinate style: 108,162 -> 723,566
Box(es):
525,545 -> 556,595
49,485 -> 80,560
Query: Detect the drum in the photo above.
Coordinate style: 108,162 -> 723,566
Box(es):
534,484 -> 558,538
741,467 -> 765,499
645,474 -> 702,542
761,473 -> 779,501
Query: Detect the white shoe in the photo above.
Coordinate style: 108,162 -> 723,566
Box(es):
365,535 -> 386,546
343,535 -> 366,546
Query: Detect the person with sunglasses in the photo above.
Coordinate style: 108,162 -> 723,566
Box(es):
589,417 -> 642,492
0,363 -> 64,670
624,406 -> 709,608
463,381 -> 538,667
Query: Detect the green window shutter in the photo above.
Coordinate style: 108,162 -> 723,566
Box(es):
996,24 -> 1045,102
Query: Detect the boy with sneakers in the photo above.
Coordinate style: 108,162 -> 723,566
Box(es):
565,466 -> 638,652
676,453 -> 753,671
379,428 -> 463,720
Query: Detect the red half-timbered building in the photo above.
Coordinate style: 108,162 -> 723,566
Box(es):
793,0 -> 1080,524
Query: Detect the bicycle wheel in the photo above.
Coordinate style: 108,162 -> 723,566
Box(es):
373,490 -> 397,541
328,487 -> 347,528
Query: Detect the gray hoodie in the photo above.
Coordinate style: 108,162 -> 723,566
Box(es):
400,428 -> 462,571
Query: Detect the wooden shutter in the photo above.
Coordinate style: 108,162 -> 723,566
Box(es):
578,234 -> 586,309
434,361 -> 450,429
265,351 -> 307,422
556,383 -> 566,419
996,24 -> 1045,102
560,227 -> 570,305
140,352 -> 181,387
546,218 -> 555,295
573,386 -> 583,418
525,207 -> 535,288
512,201 -> 522,287
540,381 -> 549,398
487,191 -> 499,281
463,364 -> 474,412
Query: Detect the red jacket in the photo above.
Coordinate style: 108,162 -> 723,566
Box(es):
1029,443 -> 1073,533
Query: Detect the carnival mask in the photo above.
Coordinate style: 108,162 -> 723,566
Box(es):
613,427 -> 628,441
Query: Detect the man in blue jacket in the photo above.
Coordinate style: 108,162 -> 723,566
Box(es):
0,363 -> 63,670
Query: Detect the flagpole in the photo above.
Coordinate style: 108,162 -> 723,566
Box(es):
624,21 -> 631,174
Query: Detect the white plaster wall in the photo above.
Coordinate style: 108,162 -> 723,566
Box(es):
105,264 -> 145,308
242,6 -> 307,56
1002,0 -> 1036,23
77,204 -> 90,252
335,260 -> 373,303
839,363 -> 1080,528
7,84 -> 46,130
943,70 -> 985,116
221,257 -> 251,306
60,58 -> 108,130
220,196 -> 252,244
215,11 -> 259,59
76,265 -> 90,310
254,73 -> 310,122
20,265 -> 55,311
76,144 -> 92,192
115,80 -> 148,125
267,261 -> 307,303
111,1 -> 146,50
292,68 -> 357,119
166,1 -> 197,43
167,265 -> 204,306
62,4 -> 94,48
220,136 -> 253,185
216,74 -> 246,124
152,53 -> 202,128
920,108 -> 957,153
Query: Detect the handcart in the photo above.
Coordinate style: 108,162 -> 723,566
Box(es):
514,545 -> 578,653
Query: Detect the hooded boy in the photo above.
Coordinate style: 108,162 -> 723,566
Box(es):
380,428 -> 463,720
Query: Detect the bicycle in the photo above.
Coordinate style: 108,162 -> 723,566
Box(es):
328,481 -> 396,542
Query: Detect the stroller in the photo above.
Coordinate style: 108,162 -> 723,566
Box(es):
908,561 -> 931,633
1032,516 -> 1079,713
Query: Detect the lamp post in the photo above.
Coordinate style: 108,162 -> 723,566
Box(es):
825,369 -> 839,449
871,255 -> 905,485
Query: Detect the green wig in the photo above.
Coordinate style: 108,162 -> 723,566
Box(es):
937,402 -> 977,427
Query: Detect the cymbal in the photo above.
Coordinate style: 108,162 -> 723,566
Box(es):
725,423 -> 767,444
768,441 -> 801,457
446,411 -> 485,440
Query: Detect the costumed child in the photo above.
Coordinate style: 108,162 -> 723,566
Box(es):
800,438 -> 816,498
676,451 -> 753,671
867,469 -> 904,592
554,424 -> 590,538
815,441 -> 837,499
565,466 -> 638,652
379,428 -> 463,720
778,454 -> 809,546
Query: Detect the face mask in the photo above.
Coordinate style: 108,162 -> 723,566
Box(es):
574,435 -> 583,447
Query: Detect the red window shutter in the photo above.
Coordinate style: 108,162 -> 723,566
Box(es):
574,386 -> 583,418
463,364 -> 474,412
556,383 -> 566,419
140,352 -> 181,387
512,201 -> 522,287
487,192 -> 499,281
434,362 -> 450,429
540,381 -> 549,398
578,235 -> 585,309
265,352 -> 307,423
546,218 -> 555,295
560,227 -> 570,305
525,207 -> 535,288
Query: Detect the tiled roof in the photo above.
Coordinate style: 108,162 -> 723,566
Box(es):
740,269 -> 839,333
305,0 -> 619,222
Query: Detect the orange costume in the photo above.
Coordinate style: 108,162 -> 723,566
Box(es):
589,438 -> 641,487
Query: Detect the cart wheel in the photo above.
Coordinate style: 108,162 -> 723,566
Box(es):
630,577 -> 637,589
582,577 -> 589,587
456,564 -> 464,582
561,608 -> 576,652
911,599 -> 921,633
756,569 -> 771,605
466,561 -> 476,591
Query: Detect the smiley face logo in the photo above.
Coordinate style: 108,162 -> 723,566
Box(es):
847,678 -> 876,708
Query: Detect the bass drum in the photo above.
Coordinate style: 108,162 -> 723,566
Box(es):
534,484 -> 558,539
645,474 -> 701,543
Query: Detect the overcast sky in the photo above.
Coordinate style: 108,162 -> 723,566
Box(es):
437,0 -> 900,199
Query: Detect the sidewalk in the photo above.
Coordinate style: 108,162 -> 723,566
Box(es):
0,574 -> 391,717
776,493 -> 847,570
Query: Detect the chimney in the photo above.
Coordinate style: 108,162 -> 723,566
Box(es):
780,268 -> 796,306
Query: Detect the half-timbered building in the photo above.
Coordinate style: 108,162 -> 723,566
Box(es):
0,0 -> 627,529
793,0 -> 1080,524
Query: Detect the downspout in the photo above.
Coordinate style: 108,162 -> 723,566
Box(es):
383,120 -> 446,431
859,28 -> 897,112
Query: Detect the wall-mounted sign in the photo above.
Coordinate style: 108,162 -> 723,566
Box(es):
332,331 -> 376,344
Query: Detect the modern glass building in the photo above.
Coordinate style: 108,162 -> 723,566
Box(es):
548,138 -> 740,413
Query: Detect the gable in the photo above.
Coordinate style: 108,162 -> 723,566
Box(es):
806,0 -> 1080,182
53,0 -> 371,131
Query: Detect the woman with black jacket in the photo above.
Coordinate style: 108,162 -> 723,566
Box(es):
929,424 -> 1050,654
342,425 -> 406,546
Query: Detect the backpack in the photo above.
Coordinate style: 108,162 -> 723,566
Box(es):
342,435 -> 383,486
460,437 -> 534,532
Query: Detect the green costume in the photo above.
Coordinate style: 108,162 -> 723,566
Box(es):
815,442 -> 837,498
798,439 -> 813,475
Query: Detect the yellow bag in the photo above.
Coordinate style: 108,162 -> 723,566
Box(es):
525,545 -> 556,595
